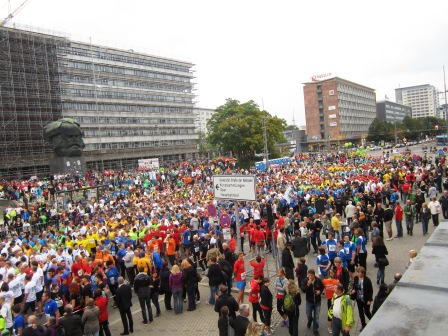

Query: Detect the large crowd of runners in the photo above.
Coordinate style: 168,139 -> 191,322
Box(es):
0,148 -> 446,336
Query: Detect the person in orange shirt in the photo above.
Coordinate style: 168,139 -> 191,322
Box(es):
102,249 -> 115,266
94,246 -> 104,266
148,236 -> 159,252
322,269 -> 340,334
164,234 -> 176,266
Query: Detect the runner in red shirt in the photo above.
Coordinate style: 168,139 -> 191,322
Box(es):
248,275 -> 264,323
233,252 -> 246,304
249,255 -> 266,279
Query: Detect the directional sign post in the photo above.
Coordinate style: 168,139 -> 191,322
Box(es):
213,175 -> 256,201
214,175 -> 256,252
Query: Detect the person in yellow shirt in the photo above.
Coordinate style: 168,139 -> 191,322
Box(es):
86,231 -> 97,254
331,213 -> 342,240
136,252 -> 153,275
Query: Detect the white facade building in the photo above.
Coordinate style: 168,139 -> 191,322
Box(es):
395,84 -> 439,118
194,107 -> 215,134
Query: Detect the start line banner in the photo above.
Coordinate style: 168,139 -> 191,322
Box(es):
138,158 -> 160,171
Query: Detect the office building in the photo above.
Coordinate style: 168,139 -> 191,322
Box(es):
303,77 -> 376,150
395,84 -> 439,118
376,100 -> 412,122
193,107 -> 215,134
0,26 -> 197,178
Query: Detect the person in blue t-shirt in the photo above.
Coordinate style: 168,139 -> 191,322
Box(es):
105,260 -> 120,306
322,232 -> 338,265
42,291 -> 60,320
12,305 -> 25,336
336,240 -> 347,267
182,226 -> 192,255
316,246 -> 331,279
355,228 -> 368,270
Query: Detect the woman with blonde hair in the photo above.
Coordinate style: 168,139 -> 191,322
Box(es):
169,265 -> 184,314
285,279 -> 301,336
246,321 -> 260,336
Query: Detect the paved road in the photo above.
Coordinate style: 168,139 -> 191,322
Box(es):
105,216 -> 439,336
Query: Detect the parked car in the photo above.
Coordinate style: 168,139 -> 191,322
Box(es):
370,146 -> 382,151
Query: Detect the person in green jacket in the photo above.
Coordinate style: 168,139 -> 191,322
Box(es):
328,283 -> 354,336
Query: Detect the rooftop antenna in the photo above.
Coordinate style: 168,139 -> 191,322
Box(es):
292,108 -> 296,126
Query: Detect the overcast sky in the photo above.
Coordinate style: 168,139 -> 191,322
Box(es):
2,0 -> 448,125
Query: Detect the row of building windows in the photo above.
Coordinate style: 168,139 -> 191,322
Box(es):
85,139 -> 196,150
61,88 -> 192,103
83,128 -> 195,137
72,116 -> 194,125
60,75 -> 191,93
338,94 -> 376,107
63,102 -> 192,113
337,84 -> 376,100
338,102 -> 376,112
61,46 -> 191,73
63,61 -> 191,83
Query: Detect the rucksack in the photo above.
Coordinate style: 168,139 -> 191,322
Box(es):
283,293 -> 294,312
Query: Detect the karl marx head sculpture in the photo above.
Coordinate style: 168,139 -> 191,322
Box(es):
44,118 -> 85,157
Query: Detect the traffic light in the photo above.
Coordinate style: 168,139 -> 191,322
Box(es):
435,125 -> 439,130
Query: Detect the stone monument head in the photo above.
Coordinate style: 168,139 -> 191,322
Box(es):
44,118 -> 85,157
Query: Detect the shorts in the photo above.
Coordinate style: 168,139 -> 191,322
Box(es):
236,280 -> 246,290
14,295 -> 23,304
175,245 -> 180,252
262,308 -> 272,326
23,300 -> 36,314
36,290 -> 44,302
385,220 -> 392,231
347,262 -> 356,273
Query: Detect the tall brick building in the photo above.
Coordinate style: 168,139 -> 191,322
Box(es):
303,77 -> 376,150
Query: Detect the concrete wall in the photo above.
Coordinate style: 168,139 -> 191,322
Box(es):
361,220 -> 448,336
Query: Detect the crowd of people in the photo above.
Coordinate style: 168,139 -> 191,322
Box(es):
0,147 -> 445,336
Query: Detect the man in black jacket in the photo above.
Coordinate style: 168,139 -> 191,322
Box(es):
351,266 -> 373,331
206,257 -> 224,305
291,231 -> 308,258
214,285 -> 239,318
231,304 -> 251,336
58,305 -> 83,336
133,267 -> 153,324
301,269 -> 324,336
115,277 -> 134,335
282,242 -> 295,280
439,190 -> 448,219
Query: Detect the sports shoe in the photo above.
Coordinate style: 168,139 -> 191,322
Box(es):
258,322 -> 263,326
328,328 -> 332,334
196,300 -> 200,304
386,237 -> 393,241
307,320 -> 312,328
266,331 -> 272,336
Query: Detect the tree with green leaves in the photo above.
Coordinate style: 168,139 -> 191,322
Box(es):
207,99 -> 286,160
367,118 -> 394,143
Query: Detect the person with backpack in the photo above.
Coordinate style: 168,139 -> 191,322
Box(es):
328,283 -> 355,336
283,279 -> 301,336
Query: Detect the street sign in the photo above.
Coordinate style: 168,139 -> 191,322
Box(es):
444,147 -> 447,153
220,213 -> 231,228
213,175 -> 256,201
208,204 -> 217,217
223,228 -> 231,241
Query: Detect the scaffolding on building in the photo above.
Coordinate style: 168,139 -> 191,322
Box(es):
0,27 -> 69,178
0,25 -> 198,179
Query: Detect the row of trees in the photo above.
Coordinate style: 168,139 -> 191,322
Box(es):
203,99 -> 287,163
367,116 -> 446,143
